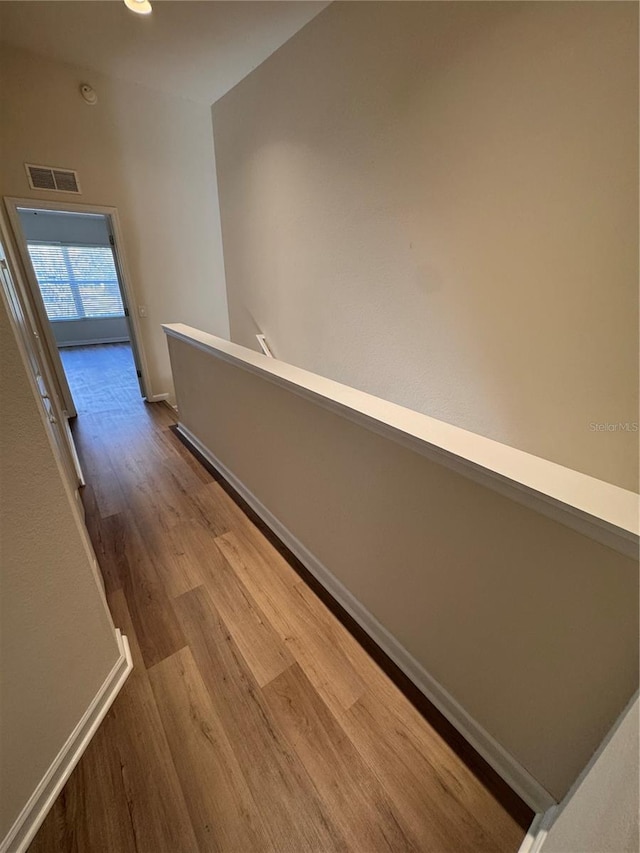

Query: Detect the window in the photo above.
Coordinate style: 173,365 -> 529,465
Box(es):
27,243 -> 125,321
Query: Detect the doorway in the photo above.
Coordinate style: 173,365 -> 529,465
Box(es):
5,199 -> 150,418
0,210 -> 84,493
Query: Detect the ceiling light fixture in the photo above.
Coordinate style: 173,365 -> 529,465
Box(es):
124,0 -> 152,15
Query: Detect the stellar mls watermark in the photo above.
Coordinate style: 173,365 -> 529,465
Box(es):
589,421 -> 639,432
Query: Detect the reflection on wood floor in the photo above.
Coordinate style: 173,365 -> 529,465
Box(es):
29,346 -> 530,852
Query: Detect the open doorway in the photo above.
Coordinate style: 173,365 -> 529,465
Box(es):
5,199 -> 150,418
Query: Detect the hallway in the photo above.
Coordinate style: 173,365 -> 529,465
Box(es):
29,392 -> 530,852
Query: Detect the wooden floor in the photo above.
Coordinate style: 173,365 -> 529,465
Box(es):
30,344 -> 530,852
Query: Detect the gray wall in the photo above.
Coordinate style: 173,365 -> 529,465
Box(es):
213,1 -> 639,491
0,283 -> 120,838
52,317 -> 129,348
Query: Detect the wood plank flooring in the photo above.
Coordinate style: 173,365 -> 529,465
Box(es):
29,344 -> 531,852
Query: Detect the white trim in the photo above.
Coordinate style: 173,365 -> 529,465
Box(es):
63,416 -> 85,487
106,207 -> 152,400
164,325 -> 638,559
177,422 -> 557,813
74,488 -> 86,517
146,392 -> 169,403
4,199 -> 77,416
0,631 -> 133,853
517,807 -> 559,853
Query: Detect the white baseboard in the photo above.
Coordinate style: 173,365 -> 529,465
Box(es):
177,423 -> 556,814
145,392 -> 169,403
517,807 -> 558,853
1,630 -> 133,853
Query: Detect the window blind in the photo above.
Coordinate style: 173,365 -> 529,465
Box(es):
27,243 -> 125,321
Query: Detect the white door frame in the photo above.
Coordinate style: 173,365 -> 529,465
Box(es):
4,196 -> 153,408
0,208 -> 83,492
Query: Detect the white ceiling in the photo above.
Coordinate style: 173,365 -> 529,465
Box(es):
0,0 -> 328,104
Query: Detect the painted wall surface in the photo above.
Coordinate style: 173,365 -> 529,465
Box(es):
0,43 -> 230,401
213,1 -> 639,492
0,292 -> 120,838
52,316 -> 129,347
542,697 -> 639,853
168,335 -> 639,802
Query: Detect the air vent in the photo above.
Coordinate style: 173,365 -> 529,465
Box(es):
25,163 -> 81,194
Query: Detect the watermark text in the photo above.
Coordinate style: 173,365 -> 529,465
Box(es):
589,422 -> 638,432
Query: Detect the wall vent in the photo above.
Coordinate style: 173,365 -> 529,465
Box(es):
25,163 -> 81,194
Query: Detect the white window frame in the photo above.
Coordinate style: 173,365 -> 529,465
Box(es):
27,241 -> 126,322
